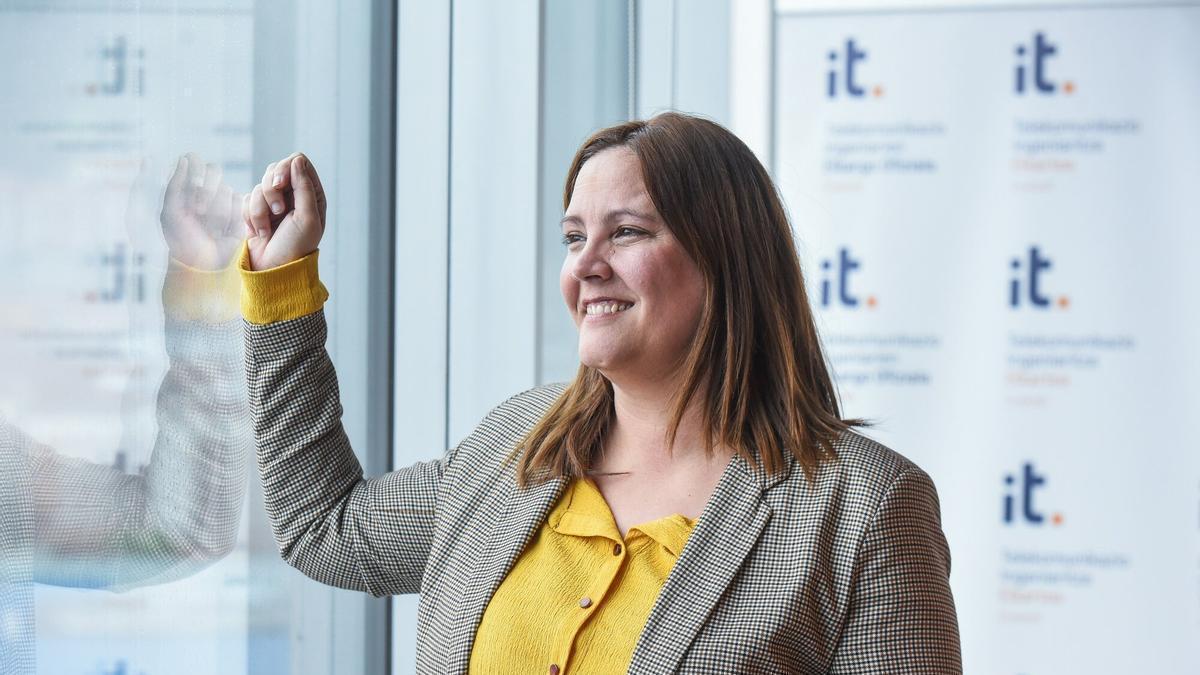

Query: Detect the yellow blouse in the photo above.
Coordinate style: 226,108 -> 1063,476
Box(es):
469,478 -> 695,675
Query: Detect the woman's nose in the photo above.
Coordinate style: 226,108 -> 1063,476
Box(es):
569,240 -> 611,282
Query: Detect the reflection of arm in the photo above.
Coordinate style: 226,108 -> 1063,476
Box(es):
31,257 -> 250,590
829,468 -> 962,674
244,248 -> 439,596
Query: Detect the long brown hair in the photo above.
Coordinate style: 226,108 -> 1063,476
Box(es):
515,112 -> 860,486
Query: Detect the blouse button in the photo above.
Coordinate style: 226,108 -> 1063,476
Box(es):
549,665 -> 560,675
579,596 -> 593,609
612,543 -> 622,556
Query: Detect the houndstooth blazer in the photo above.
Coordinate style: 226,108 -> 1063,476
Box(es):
248,310 -> 962,674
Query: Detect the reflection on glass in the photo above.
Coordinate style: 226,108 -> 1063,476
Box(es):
0,153 -> 251,674
0,4 -> 257,673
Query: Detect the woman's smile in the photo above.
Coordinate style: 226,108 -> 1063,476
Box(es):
583,299 -> 634,318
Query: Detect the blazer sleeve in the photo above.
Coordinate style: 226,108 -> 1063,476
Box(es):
829,467 -> 963,674
246,309 -> 442,597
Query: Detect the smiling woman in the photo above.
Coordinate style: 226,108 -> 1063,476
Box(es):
241,112 -> 962,674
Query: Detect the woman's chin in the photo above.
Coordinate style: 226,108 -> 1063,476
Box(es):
577,348 -> 625,374
578,355 -> 611,372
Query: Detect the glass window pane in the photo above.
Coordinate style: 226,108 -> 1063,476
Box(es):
0,2 -> 386,673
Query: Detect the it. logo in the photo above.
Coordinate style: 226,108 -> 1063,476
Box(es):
818,247 -> 877,309
826,38 -> 884,99
1009,246 -> 1069,310
87,35 -> 146,97
1014,31 -> 1075,95
1002,462 -> 1064,526
86,242 -> 146,304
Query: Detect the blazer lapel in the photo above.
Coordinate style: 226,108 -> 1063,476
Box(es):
446,473 -> 568,673
626,454 -> 774,674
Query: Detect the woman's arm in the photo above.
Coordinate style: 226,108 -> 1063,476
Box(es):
829,467 -> 963,674
241,153 -> 442,596
246,305 -> 445,596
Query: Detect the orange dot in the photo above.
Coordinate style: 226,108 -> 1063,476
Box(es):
1057,296 -> 1070,309
866,295 -> 878,308
1051,512 -> 1064,526
1063,81 -> 1075,95
872,85 -> 884,98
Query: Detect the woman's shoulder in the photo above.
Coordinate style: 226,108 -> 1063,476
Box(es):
774,428 -> 937,510
759,430 -> 943,551
475,383 -> 567,435
447,383 -> 567,467
828,428 -> 927,486
494,383 -> 569,418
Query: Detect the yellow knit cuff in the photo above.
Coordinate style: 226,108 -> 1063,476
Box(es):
238,241 -> 329,324
163,251 -> 242,323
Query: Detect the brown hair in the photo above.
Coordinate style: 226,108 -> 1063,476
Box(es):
515,112 -> 861,486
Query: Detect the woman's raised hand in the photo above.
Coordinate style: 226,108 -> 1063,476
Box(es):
243,152 -> 327,270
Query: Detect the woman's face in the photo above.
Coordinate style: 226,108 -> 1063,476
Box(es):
559,147 -> 706,383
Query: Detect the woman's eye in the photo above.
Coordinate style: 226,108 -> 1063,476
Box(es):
561,232 -> 585,248
614,227 -> 643,238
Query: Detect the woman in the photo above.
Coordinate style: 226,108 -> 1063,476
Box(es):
240,113 -> 961,673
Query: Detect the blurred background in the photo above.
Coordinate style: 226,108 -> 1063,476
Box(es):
0,0 -> 1197,673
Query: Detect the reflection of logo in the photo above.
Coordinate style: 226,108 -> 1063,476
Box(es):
1009,246 -> 1069,309
86,243 -> 146,304
818,247 -> 877,309
826,38 -> 883,99
86,35 -> 145,97
1003,462 -> 1064,526
1014,32 -> 1074,95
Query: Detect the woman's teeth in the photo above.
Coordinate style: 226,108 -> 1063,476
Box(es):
586,302 -> 632,316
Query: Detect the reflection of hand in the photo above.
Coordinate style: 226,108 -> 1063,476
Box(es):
243,152 -> 326,271
161,153 -> 243,271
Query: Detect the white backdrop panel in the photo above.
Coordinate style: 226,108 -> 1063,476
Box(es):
773,4 -> 1200,673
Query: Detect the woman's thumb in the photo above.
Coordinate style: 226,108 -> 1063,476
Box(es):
291,154 -> 318,221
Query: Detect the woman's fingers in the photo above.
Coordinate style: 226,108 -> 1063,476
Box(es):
246,184 -> 273,239
290,154 -> 324,231
303,154 -> 327,227
243,152 -> 323,269
259,152 -> 302,218
259,161 -> 286,218
242,193 -> 256,239
243,152 -> 322,254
